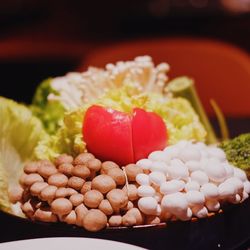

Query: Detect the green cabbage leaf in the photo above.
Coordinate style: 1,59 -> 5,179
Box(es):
0,97 -> 47,212
35,83 -> 206,160
31,78 -> 66,134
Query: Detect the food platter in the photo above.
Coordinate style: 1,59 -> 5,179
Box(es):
1,197 -> 249,249
0,55 -> 250,249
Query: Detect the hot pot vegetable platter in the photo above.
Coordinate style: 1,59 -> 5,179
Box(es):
0,56 -> 250,249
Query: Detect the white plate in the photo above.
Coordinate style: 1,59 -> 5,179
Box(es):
0,237 -> 146,250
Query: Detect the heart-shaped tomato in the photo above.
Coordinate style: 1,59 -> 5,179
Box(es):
83,105 -> 167,165
132,108 -> 167,162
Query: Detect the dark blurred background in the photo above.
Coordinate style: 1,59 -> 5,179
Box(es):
1,0 -> 250,99
0,0 -> 250,137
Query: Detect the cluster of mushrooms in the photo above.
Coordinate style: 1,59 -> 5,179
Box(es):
9,153 -> 144,232
9,141 -> 250,232
135,141 -> 250,220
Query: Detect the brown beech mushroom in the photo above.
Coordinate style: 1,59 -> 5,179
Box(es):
48,173 -> 68,187
30,182 -> 48,196
122,184 -> 138,201
72,165 -> 91,179
107,168 -> 126,186
37,163 -> 57,179
101,161 -> 119,174
81,181 -> 92,194
66,188 -> 78,196
75,204 -> 88,226
87,159 -> 102,172
127,201 -> 134,210
24,174 -> 44,186
98,199 -> 113,215
106,189 -> 128,211
51,198 -> 73,215
160,211 -> 172,221
40,185 -> 57,201
22,189 -> 31,203
69,193 -> 84,207
91,175 -> 116,194
82,209 -> 107,232
145,216 -> 161,225
55,154 -> 73,166
122,208 -> 144,226
122,214 -> 137,226
121,201 -> 134,212
73,153 -> 94,165
58,163 -> 74,176
126,208 -> 144,225
21,200 -> 35,217
55,187 -> 70,198
84,190 -> 103,208
23,162 -> 40,174
108,215 -> 122,227
89,171 -> 97,180
62,210 -> 77,225
67,176 -> 85,190
34,208 -> 58,222
124,164 -> 143,182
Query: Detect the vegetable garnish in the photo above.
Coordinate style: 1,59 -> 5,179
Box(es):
1,55 -> 250,233
83,105 -> 167,165
210,99 -> 229,141
31,56 -> 170,134
166,77 -> 217,144
35,85 -> 207,161
220,133 -> 250,176
31,78 -> 65,134
0,97 -> 47,212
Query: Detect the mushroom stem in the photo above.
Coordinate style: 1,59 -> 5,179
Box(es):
122,167 -> 130,197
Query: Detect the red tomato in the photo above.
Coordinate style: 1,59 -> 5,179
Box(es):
132,108 -> 168,162
83,105 -> 167,166
83,105 -> 134,165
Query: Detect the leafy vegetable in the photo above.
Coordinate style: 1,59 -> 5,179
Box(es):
0,161 -> 10,212
35,108 -> 86,160
210,99 -> 229,141
97,84 -> 207,144
166,77 -> 217,144
0,97 -> 47,211
31,78 -> 66,134
220,133 -> 250,175
31,57 -> 170,135
35,83 -> 207,159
